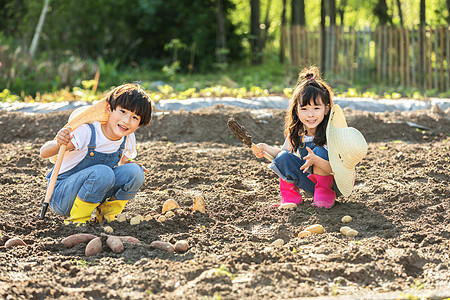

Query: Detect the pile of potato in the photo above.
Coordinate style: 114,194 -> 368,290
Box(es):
295,215 -> 358,239
116,195 -> 206,225
61,233 -> 140,257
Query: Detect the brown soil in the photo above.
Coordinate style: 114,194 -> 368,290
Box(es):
0,104 -> 449,299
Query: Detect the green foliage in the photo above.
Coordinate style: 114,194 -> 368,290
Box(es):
213,265 -> 235,279
1,0 -> 243,73
133,0 -> 243,71
0,89 -> 20,102
97,57 -> 120,90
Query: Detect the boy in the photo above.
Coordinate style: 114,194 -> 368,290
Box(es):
40,83 -> 153,224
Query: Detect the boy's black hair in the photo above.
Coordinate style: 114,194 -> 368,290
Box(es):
106,83 -> 153,126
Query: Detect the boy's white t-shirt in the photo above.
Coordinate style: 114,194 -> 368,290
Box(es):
57,121 -> 137,175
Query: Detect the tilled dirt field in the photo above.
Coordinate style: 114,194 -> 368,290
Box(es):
0,104 -> 449,299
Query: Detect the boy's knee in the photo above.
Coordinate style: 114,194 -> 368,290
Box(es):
133,167 -> 145,187
91,165 -> 115,187
121,163 -> 145,186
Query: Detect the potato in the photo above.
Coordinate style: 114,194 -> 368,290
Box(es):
116,214 -> 127,223
340,226 -> 352,235
157,215 -> 167,222
61,233 -> 97,247
346,229 -> 358,238
106,236 -> 124,253
103,226 -> 114,234
278,203 -> 297,209
271,239 -> 284,246
85,237 -> 102,256
341,215 -> 353,223
117,236 -> 141,244
150,241 -> 174,254
100,234 -> 141,244
5,237 -> 27,248
298,230 -> 312,238
304,224 -> 325,234
340,226 -> 358,237
192,195 -> 206,213
174,240 -> 189,253
130,216 -> 142,225
165,211 -> 175,218
162,199 -> 180,214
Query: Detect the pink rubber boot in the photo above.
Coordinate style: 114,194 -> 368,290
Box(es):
271,178 -> 302,208
308,174 -> 336,208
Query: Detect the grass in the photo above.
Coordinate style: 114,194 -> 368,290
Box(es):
1,60 -> 450,103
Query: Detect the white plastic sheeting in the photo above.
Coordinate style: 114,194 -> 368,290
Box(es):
1,97 -> 449,114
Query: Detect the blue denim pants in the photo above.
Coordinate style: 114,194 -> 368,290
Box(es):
50,163 -> 144,216
47,123 -> 144,216
269,147 -> 341,196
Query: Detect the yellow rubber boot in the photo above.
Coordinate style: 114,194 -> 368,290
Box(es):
64,197 -> 100,225
96,199 -> 129,222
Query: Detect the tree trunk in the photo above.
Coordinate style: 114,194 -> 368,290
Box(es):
250,0 -> 262,64
280,0 -> 287,63
329,0 -> 336,26
373,0 -> 392,25
419,0 -> 426,88
396,0 -> 404,27
320,0 -> 326,72
447,0 -> 450,24
338,0 -> 347,26
291,0 -> 305,26
260,0 -> 272,49
420,0 -> 426,25
29,0 -> 50,58
329,0 -> 336,72
215,0 -> 227,64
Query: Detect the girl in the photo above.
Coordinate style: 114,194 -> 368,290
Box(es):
40,83 -> 153,224
253,66 -> 340,208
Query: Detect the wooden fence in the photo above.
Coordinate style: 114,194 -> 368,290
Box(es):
283,25 -> 450,91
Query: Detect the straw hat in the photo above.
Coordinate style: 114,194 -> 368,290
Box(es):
326,104 -> 368,197
49,100 -> 110,163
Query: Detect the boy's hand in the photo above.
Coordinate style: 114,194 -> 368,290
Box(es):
252,143 -> 266,158
125,159 -> 149,173
300,147 -> 317,173
56,126 -> 72,146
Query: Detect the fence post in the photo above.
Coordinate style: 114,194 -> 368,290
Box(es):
400,27 -> 405,86
434,27 -> 438,90
388,26 -> 393,83
427,27 -> 433,90
402,28 -> 411,86
440,27 -> 444,91
447,27 -> 450,91
411,27 -> 416,87
382,26 -> 388,83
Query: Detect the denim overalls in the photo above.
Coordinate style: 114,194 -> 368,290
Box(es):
47,123 -> 144,216
269,138 -> 341,196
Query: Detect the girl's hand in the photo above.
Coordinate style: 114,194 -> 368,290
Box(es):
124,159 -> 150,173
252,143 -> 266,158
56,126 -> 72,146
300,147 -> 317,173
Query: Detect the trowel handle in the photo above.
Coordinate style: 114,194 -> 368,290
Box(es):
40,144 -> 67,219
251,144 -> 274,161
